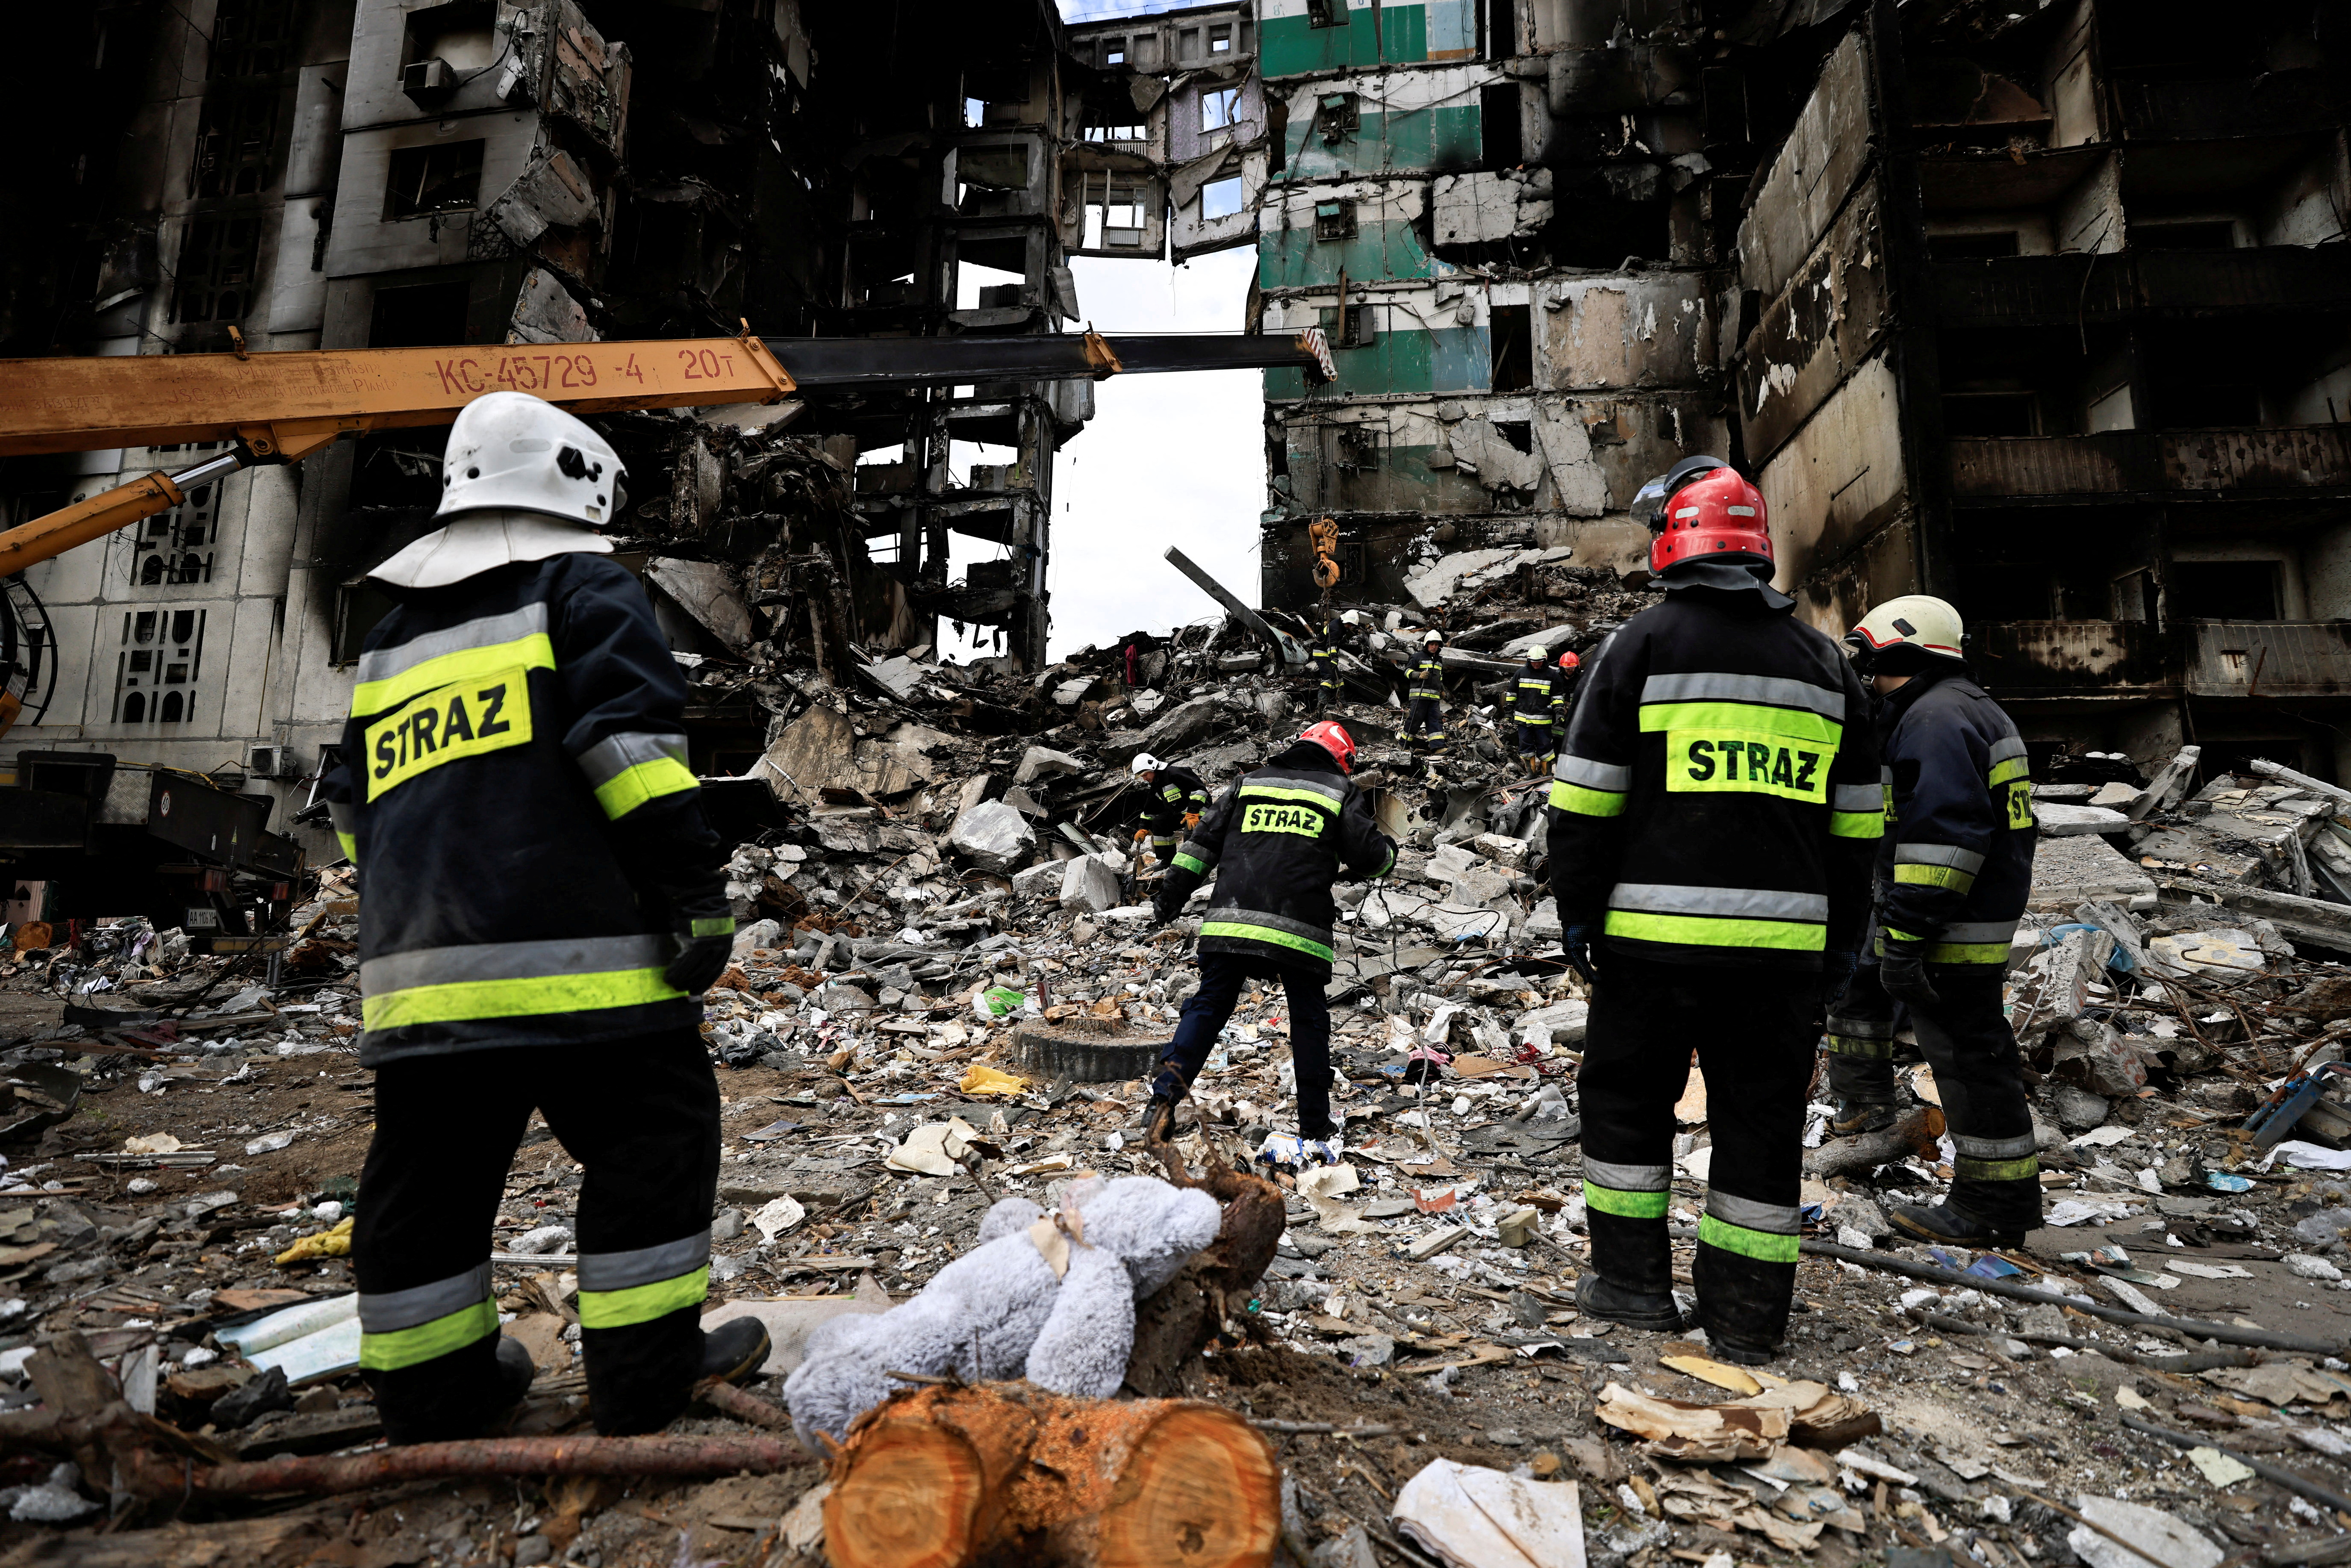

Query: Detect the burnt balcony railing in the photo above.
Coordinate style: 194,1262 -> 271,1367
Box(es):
1972,619 -> 2168,694
1974,619 -> 2351,700
1933,246 -> 2351,329
1950,426 -> 2351,503
2185,621 -> 2351,699
2113,71 -> 2345,141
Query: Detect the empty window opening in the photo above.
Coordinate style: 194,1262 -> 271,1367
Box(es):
368,279 -> 471,348
1080,179 -> 1149,249
1927,231 -> 2021,260
402,0 -> 498,74
2132,218 -> 2237,251
1489,304 -> 1533,392
2177,561 -> 2281,621
172,214 -> 262,324
1494,420 -> 1533,454
1100,38 -> 1126,65
1209,23 -> 1233,52
1203,88 -> 1240,133
1942,392 -> 2039,437
194,80 -> 285,199
1480,82 -> 1522,167
1313,199 -> 1357,242
208,0 -> 298,79
1084,112 -> 1147,144
1486,0 -> 1514,58
1317,302 -> 1377,347
1314,93 -> 1359,144
1202,176 -> 1246,221
1306,0 -> 1343,27
2144,375 -> 2261,429
384,139 -> 484,219
957,143 -> 1028,190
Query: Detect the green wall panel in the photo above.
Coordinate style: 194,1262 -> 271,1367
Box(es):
1286,103 -> 1482,178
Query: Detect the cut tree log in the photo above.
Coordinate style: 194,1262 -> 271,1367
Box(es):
1803,1105 -> 1944,1181
1124,1117 -> 1285,1396
822,1382 -> 1280,1568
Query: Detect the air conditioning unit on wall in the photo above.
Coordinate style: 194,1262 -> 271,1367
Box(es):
246,743 -> 299,779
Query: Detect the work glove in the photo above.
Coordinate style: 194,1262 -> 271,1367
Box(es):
1562,924 -> 1601,987
1819,949 -> 1860,1009
1183,811 -> 1201,831
660,882 -> 734,996
1879,949 -> 1941,1010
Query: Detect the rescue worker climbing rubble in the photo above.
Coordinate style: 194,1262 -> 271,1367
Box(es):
1403,633 -> 1449,779
1144,720 -> 1396,1167
1547,456 -> 1882,1364
1128,753 -> 1208,867
1829,594 -> 2042,1247
320,391 -> 769,1444
1309,614 -> 1344,714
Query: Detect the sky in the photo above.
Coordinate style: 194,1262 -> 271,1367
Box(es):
933,246 -> 1267,664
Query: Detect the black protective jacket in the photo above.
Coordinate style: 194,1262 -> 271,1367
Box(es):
1547,563 -> 1883,970
1137,765 -> 1209,835
321,554 -> 728,1065
1511,662 -> 1570,728
1159,742 -> 1395,976
1874,666 -> 2036,966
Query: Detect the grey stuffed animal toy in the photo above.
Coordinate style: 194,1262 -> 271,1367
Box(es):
783,1174 -> 1221,1447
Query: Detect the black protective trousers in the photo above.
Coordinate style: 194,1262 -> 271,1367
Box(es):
354,1030 -> 721,1442
1825,961 -> 2041,1234
1579,955 -> 1815,1352
1162,952 -> 1335,1139
1404,697 -> 1449,756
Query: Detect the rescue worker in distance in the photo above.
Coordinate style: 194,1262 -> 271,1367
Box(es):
1403,634 -> 1449,778
1128,753 -> 1208,867
1145,721 -> 1395,1167
1547,457 -> 1882,1364
1511,646 -> 1573,776
320,391 -> 768,1443
1309,614 -> 1344,714
1831,595 -> 2041,1247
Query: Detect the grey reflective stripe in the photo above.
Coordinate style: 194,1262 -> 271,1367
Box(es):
1825,1012 -> 1894,1038
1987,735 -> 2029,765
1705,1191 -> 1801,1234
1609,883 -> 1829,922
360,1262 -> 492,1333
577,731 -> 687,789
1555,754 -> 1630,791
577,1229 -> 712,1294
1641,671 -> 1845,720
328,800 -> 356,833
355,603 -> 549,688
1832,782 -> 1881,812
1208,907 -> 1334,945
1952,1132 -> 2039,1160
1939,920 -> 2020,943
1250,769 -> 1348,805
1584,1159 -> 1669,1193
362,934 -> 672,995
1895,843 -> 1986,874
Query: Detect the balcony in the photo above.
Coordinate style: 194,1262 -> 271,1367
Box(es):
1949,426 -> 2351,504
2113,71 -> 2345,141
1972,620 -> 2167,696
2185,622 -> 2351,699
1933,246 -> 2351,329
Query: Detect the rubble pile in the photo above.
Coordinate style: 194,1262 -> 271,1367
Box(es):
4,573 -> 2351,1565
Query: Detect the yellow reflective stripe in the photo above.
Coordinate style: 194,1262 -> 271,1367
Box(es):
1987,757 -> 2030,786
1550,781 -> 1626,817
1882,927 -> 1924,945
1824,1034 -> 1896,1059
351,632 -> 555,718
1697,1214 -> 1800,1263
689,917 -> 734,938
1639,701 -> 1840,746
1584,1182 -> 1670,1220
359,1297 -> 497,1371
1830,810 -> 1884,839
363,967 -> 685,1031
593,755 -> 699,820
1924,941 -> 2010,964
1173,851 -> 1209,874
1603,911 -> 1825,951
1198,921 -> 1336,963
1894,863 -> 1977,892
1955,1154 -> 2041,1182
336,831 -> 359,861
577,1265 -> 710,1330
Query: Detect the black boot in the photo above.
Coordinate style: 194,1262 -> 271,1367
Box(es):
700,1317 -> 772,1385
1576,1270 -> 1685,1333
1704,1332 -> 1778,1366
1891,1199 -> 2027,1250
493,1334 -> 536,1407
1830,1099 -> 1897,1137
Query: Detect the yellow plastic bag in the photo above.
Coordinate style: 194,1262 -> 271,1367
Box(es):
275,1215 -> 354,1266
957,1063 -> 1028,1097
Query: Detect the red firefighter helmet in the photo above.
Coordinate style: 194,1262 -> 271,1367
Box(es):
1299,720 -> 1357,774
1632,457 -> 1770,574
1557,649 -> 1580,670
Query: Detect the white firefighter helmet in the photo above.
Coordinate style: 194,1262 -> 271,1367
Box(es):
1130,754 -> 1163,777
437,391 -> 627,526
1846,595 -> 1966,665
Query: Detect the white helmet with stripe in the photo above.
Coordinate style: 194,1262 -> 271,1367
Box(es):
1846,595 -> 1967,669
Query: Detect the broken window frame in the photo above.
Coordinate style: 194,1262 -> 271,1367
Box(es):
382,139 -> 486,221
1201,175 -> 1246,222
1202,88 -> 1241,134
1076,171 -> 1151,251
1314,93 -> 1360,144
1316,302 -> 1378,348
1313,199 -> 1357,243
1305,0 -> 1344,29
171,213 -> 263,324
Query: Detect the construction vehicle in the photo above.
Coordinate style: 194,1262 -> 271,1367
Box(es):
0,323 -> 1333,943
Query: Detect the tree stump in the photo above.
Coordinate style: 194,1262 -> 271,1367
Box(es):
1124,1126 -> 1285,1396
822,1382 -> 1279,1568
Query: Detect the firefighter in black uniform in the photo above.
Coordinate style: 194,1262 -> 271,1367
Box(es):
1146,721 -> 1395,1167
1403,633 -> 1449,778
1830,595 -> 2041,1247
1510,648 -> 1573,775
1548,457 -> 1883,1364
1309,615 -> 1344,714
321,392 -> 767,1444
1129,753 -> 1208,867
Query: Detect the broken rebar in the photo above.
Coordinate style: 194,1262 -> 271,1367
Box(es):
112,1432 -> 814,1499
2116,1414 -> 2351,1518
1803,1240 -> 2342,1356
